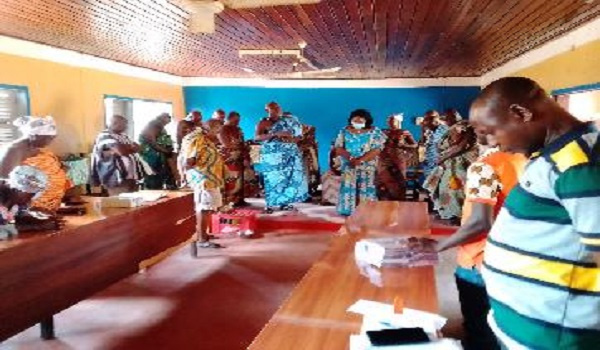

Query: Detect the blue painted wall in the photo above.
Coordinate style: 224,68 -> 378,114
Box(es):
183,86 -> 480,170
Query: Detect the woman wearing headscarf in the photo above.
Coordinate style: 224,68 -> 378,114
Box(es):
423,109 -> 478,222
377,114 -> 418,201
0,165 -> 55,239
334,109 -> 386,216
0,116 -> 72,213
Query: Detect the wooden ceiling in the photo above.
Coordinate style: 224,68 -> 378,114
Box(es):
0,0 -> 598,79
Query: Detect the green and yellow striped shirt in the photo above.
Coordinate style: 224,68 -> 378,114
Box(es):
482,123 -> 600,349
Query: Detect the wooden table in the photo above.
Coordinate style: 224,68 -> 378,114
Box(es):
250,202 -> 438,350
0,191 -> 195,341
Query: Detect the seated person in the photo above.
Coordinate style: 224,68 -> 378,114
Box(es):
0,116 -> 72,214
0,165 -> 61,239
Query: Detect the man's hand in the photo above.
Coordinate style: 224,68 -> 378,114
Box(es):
349,158 -> 362,168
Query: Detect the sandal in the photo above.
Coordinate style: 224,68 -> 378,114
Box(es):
263,207 -> 274,214
198,241 -> 223,249
280,204 -> 297,211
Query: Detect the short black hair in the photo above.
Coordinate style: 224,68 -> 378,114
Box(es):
478,77 -> 546,111
228,111 -> 240,120
348,109 -> 374,127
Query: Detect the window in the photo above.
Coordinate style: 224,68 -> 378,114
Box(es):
0,86 -> 29,146
104,96 -> 174,142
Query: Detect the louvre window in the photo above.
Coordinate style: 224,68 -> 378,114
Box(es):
0,87 -> 28,147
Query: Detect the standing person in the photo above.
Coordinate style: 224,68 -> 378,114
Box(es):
180,126 -> 224,251
298,123 -> 321,199
421,110 -> 447,178
204,109 -> 226,145
176,120 -> 195,187
139,114 -> 176,190
321,142 -> 342,206
255,102 -> 308,213
91,115 -> 149,196
0,116 -> 72,214
377,114 -> 418,201
177,110 -> 202,151
424,110 -> 478,223
472,77 -> 600,349
218,111 -> 247,207
436,133 -> 526,350
334,109 -> 386,216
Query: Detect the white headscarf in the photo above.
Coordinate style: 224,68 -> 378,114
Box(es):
8,165 -> 48,197
13,116 -> 57,136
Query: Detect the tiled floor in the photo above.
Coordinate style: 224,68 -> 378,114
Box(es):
3,233 -> 333,350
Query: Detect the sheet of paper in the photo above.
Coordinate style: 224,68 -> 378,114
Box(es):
355,240 -> 386,268
347,300 -> 394,316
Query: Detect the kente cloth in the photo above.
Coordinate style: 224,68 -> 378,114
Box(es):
22,150 -> 71,211
377,128 -> 417,200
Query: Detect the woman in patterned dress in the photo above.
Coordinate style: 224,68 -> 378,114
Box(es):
377,114 -> 418,201
334,109 -> 386,216
423,110 -> 478,222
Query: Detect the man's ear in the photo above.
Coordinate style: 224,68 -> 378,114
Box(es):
509,104 -> 534,122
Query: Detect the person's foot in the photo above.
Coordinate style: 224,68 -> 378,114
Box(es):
263,207 -> 274,214
280,204 -> 297,211
198,241 -> 223,249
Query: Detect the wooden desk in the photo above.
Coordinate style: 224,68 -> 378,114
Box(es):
250,202 -> 438,350
0,191 -> 195,341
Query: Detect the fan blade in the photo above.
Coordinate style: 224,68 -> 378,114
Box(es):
301,67 -> 341,75
222,0 -> 321,9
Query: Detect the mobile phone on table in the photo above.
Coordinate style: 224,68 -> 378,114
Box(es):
366,327 -> 430,346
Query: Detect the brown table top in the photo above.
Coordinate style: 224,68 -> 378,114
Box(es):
0,190 -> 192,253
250,202 -> 438,350
0,190 -> 195,340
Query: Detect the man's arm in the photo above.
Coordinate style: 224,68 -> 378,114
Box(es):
437,202 -> 494,251
555,164 -> 600,266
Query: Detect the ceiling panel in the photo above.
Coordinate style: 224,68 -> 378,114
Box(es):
0,0 -> 597,78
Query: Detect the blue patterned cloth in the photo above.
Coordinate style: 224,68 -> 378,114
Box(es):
422,124 -> 449,177
335,127 -> 386,216
258,116 -> 308,207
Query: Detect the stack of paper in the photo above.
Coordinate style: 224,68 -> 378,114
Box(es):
118,191 -> 167,203
355,237 -> 438,268
347,300 -> 461,350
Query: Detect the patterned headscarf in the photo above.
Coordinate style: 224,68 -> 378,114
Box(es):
8,165 -> 48,197
13,116 -> 57,136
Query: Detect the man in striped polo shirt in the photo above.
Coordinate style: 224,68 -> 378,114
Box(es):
470,77 -> 600,349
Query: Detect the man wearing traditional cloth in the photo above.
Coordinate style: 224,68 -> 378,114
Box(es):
0,116 -> 72,213
255,102 -> 308,213
218,111 -> 248,207
91,115 -> 151,196
180,126 -> 225,251
204,109 -> 226,145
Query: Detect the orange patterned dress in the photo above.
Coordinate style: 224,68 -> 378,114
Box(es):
22,148 -> 72,212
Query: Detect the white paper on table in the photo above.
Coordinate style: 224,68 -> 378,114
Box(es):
355,240 -> 386,268
347,300 -> 395,316
355,260 -> 383,287
350,334 -> 463,350
118,191 -> 167,202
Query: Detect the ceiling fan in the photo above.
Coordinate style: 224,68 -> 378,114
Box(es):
239,42 -> 341,78
173,0 -> 322,33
